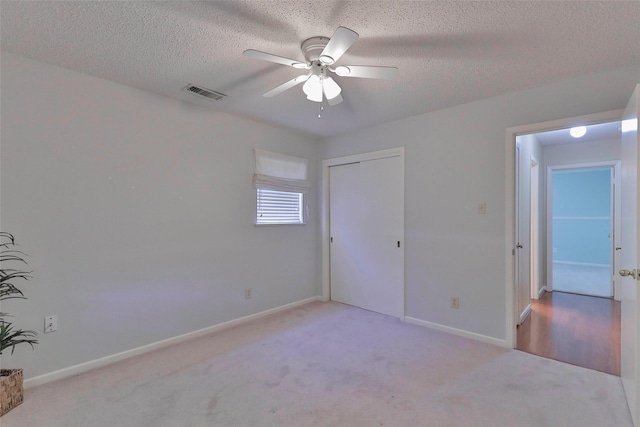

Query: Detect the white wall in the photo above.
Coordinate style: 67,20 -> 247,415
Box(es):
0,53 -> 322,379
321,65 -> 639,342
544,138 -> 621,167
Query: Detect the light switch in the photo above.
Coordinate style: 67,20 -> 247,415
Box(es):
477,202 -> 487,215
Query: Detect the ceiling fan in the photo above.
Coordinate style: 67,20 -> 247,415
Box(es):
243,27 -> 398,106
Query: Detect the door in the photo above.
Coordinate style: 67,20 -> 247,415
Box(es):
515,144 -> 524,323
329,155 -> 404,319
516,142 -> 531,323
620,84 -> 639,425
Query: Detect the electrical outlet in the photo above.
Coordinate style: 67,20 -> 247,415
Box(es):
245,288 -> 253,300
44,315 -> 57,333
450,297 -> 460,309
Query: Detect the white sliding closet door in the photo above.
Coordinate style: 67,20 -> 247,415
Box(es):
329,155 -> 404,319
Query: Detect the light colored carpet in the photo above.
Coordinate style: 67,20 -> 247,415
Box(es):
2,301 -> 632,427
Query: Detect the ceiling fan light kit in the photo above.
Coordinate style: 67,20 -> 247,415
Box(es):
303,75 -> 323,102
243,26 -> 398,107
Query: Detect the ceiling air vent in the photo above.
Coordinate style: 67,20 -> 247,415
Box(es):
182,84 -> 226,101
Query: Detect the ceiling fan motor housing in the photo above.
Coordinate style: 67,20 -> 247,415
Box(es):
301,36 -> 330,63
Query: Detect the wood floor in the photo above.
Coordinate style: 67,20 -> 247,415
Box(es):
517,291 -> 621,376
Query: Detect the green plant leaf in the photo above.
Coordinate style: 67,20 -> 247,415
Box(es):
0,321 -> 38,355
0,232 -> 38,355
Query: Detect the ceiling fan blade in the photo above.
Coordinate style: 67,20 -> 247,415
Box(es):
319,27 -> 359,64
327,93 -> 343,106
243,49 -> 307,68
263,75 -> 309,97
334,65 -> 398,80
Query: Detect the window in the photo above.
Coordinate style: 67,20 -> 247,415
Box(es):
256,189 -> 306,225
253,148 -> 310,225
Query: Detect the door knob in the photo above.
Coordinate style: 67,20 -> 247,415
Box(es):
619,269 -> 638,279
516,244 -> 523,249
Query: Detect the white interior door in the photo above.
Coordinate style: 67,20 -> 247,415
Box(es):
515,145 -> 522,323
516,142 -> 531,323
329,155 -> 404,319
620,84 -> 639,425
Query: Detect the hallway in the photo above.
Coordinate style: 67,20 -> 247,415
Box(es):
517,291 -> 620,376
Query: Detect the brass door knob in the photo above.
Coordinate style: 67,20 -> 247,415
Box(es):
619,269 -> 638,279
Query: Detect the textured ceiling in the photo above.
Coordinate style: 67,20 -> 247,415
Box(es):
2,1 -> 639,137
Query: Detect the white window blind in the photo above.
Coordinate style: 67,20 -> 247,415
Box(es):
256,189 -> 305,225
253,149 -> 310,225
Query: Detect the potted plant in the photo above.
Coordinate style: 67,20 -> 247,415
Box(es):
0,232 -> 37,416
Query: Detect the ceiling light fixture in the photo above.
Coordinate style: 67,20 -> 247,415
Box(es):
302,66 -> 342,103
569,126 -> 587,138
322,77 -> 342,100
303,75 -> 323,102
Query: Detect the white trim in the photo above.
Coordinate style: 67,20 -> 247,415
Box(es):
519,304 -> 532,325
404,316 -> 507,348
538,285 -> 547,299
321,147 -> 405,302
553,216 -> 611,221
505,108 -> 624,349
530,156 -> 540,300
553,260 -> 611,268
612,161 -> 622,302
24,296 -> 323,389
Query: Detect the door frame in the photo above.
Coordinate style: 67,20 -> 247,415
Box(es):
504,109 -> 624,348
530,156 -> 541,300
321,147 -> 405,302
545,161 -> 621,299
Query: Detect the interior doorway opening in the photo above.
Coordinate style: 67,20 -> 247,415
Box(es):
512,117 -> 623,374
549,165 -> 615,298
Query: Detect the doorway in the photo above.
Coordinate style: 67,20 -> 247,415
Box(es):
506,112 -> 625,363
548,165 -> 615,297
514,122 -> 623,375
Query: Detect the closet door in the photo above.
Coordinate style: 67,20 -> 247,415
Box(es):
329,155 -> 404,318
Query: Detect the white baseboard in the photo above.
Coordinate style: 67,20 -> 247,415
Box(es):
538,286 -> 547,298
404,316 -> 507,348
519,304 -> 532,325
25,296 -> 323,389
